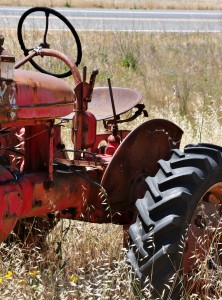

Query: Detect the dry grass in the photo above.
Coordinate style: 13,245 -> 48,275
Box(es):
1,0 -> 222,10
5,28 -> 222,118
1,24 -> 222,299
0,221 -> 136,299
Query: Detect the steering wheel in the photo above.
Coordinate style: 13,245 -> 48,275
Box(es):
17,7 -> 82,78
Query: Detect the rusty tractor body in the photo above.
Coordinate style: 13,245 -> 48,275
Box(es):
1,7 -> 221,299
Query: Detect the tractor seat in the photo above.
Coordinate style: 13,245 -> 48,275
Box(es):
63,87 -> 142,121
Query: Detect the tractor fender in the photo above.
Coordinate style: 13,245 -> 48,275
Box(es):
101,119 -> 183,224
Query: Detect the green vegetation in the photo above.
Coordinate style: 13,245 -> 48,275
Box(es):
121,51 -> 138,70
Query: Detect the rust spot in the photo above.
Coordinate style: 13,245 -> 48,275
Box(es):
32,199 -> 42,208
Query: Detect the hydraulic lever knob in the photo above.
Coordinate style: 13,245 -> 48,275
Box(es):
89,69 -> 99,88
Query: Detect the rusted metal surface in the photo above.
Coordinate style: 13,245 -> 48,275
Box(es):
14,167 -> 104,221
74,81 -> 93,107
0,165 -> 23,241
15,69 -> 75,119
90,87 -> 142,120
0,118 -> 184,243
15,48 -> 82,85
14,51 -> 38,69
0,70 -> 75,122
23,124 -> 66,172
38,48 -> 82,85
101,119 -> 183,224
0,8 -> 186,245
63,87 -> 142,121
55,158 -> 106,169
71,73 -> 97,158
0,167 -> 103,242
72,111 -> 96,151
91,130 -> 130,153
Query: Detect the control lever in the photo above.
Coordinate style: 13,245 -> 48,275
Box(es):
89,69 -> 99,88
83,65 -> 87,82
107,77 -> 119,136
87,69 -> 99,102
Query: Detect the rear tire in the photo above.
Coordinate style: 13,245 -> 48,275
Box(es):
128,143 -> 222,299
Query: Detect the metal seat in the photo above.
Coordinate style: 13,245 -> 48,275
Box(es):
63,86 -> 142,121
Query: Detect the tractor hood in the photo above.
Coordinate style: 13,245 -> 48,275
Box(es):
0,69 -> 75,123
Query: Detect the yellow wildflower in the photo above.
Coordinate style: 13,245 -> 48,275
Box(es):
0,278 -> 3,284
29,270 -> 39,277
4,271 -> 13,279
69,275 -> 78,282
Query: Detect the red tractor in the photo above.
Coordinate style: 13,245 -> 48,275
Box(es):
0,7 -> 221,299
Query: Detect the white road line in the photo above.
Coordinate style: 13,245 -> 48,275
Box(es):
2,15 -> 222,22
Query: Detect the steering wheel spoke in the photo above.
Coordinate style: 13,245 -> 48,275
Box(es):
42,11 -> 50,48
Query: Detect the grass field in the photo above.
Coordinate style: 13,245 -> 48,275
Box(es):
1,0 -> 222,10
1,11 -> 222,299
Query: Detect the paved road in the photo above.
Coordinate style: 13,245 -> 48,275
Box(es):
1,6 -> 222,32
